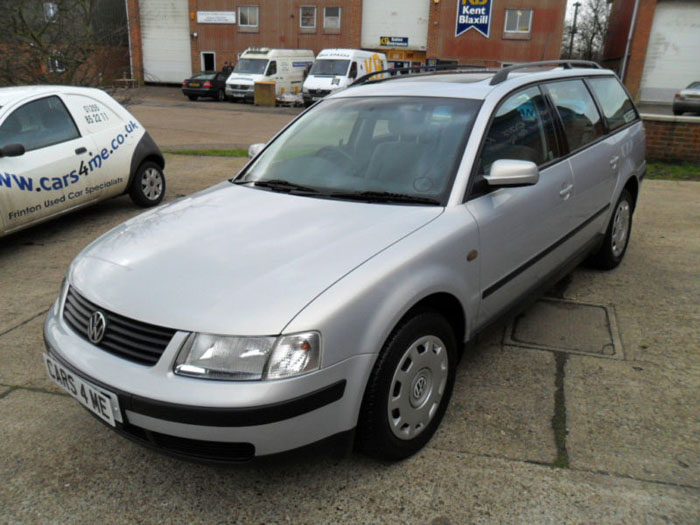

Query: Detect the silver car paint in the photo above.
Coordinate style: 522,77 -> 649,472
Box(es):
45,68 -> 646,456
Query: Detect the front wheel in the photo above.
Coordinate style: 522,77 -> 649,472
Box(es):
187,95 -> 197,101
356,311 -> 457,461
589,189 -> 633,270
129,161 -> 166,207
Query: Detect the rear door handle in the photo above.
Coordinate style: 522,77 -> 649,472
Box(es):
559,183 -> 573,199
75,147 -> 87,155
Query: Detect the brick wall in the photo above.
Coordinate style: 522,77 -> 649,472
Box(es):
126,0 -> 143,82
643,114 -> 700,162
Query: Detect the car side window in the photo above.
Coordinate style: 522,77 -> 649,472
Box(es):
266,61 -> 277,76
545,80 -> 604,152
0,96 -> 80,152
478,86 -> 557,174
587,77 -> 638,131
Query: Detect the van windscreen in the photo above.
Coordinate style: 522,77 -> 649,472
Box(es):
234,59 -> 268,75
310,60 -> 351,77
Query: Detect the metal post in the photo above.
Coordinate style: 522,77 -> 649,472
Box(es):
568,1 -> 582,58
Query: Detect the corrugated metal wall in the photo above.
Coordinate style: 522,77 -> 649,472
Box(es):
639,0 -> 700,102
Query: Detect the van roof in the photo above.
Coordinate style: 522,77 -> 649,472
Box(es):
242,47 -> 314,57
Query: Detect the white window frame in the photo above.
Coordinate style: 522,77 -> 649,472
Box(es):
323,6 -> 341,30
238,6 -> 259,28
299,6 -> 317,29
504,9 -> 533,34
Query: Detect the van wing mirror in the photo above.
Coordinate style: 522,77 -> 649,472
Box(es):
483,159 -> 539,187
0,143 -> 25,158
248,143 -> 265,159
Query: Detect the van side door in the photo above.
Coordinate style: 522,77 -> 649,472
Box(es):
465,86 -> 577,328
0,95 -> 93,233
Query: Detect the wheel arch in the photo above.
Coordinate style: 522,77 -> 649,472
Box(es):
127,132 -> 165,192
396,292 -> 467,349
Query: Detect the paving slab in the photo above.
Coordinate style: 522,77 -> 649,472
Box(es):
432,326 -> 557,465
558,181 -> 700,371
1,390 -> 698,524
566,354 -> 700,488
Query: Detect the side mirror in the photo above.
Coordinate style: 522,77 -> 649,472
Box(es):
0,143 -> 26,158
483,159 -> 539,187
248,143 -> 265,159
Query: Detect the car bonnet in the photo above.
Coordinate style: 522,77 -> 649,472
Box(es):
69,183 -> 443,335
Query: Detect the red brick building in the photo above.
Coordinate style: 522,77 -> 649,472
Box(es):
603,0 -> 700,103
126,0 -> 567,83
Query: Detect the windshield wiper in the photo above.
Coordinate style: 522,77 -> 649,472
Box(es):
327,191 -> 441,206
233,179 -> 319,194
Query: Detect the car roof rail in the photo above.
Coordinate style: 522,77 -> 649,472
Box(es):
351,63 -> 498,87
489,60 -> 602,85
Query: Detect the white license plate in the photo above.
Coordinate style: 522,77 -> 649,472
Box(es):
233,93 -> 245,98
43,353 -> 121,426
311,96 -> 321,101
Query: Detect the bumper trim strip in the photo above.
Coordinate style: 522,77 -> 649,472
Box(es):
129,380 -> 347,427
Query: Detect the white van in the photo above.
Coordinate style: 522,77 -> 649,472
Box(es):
302,49 -> 387,106
225,48 -> 315,103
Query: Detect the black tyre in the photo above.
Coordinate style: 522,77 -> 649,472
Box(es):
187,95 -> 198,101
129,161 -> 166,207
673,110 -> 681,116
356,310 -> 458,461
589,189 -> 634,270
216,89 -> 225,101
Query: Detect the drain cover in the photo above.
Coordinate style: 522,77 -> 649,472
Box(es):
504,298 -> 624,359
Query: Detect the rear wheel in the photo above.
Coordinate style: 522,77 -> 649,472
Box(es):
129,161 -> 166,207
356,310 -> 457,461
589,189 -> 633,270
187,95 -> 197,101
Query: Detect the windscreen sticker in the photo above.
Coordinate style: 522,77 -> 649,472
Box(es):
623,109 -> 636,123
1,120 -> 139,222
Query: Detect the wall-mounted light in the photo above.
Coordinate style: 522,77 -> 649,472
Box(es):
191,31 -> 198,39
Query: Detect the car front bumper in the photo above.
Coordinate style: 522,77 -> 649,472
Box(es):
44,302 -> 373,460
225,86 -> 254,100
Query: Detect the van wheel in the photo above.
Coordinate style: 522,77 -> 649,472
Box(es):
129,161 -> 166,207
356,310 -> 457,461
187,95 -> 197,101
589,189 -> 633,270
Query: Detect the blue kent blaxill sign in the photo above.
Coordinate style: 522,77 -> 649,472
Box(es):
456,0 -> 493,38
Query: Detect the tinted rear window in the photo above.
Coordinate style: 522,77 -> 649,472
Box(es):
588,77 -> 637,131
192,73 -> 216,80
546,80 -> 604,152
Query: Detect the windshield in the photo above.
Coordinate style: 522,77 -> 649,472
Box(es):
310,59 -> 351,77
234,59 -> 268,75
236,97 -> 480,205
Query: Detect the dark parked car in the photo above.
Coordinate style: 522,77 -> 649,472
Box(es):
181,72 -> 228,101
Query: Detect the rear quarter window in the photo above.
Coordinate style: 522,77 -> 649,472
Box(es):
587,77 -> 638,131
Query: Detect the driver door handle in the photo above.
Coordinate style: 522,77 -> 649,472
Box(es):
559,183 -> 573,199
75,147 -> 87,155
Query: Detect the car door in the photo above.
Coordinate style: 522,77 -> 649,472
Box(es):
543,79 -> 612,226
465,86 -> 577,328
60,93 -> 132,204
0,95 -> 94,233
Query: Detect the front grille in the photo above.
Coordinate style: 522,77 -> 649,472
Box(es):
230,84 -> 251,90
308,89 -> 331,96
118,423 -> 255,462
63,286 -> 176,366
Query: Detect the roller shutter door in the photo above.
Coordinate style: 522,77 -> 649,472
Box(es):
639,1 -> 700,103
140,0 -> 192,83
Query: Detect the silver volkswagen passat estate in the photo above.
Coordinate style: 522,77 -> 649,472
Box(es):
44,61 -> 645,462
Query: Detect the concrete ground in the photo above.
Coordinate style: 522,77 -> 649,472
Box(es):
1,89 -> 698,523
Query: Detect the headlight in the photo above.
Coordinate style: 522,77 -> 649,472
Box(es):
174,331 -> 321,381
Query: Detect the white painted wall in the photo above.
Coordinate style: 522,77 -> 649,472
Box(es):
140,0 -> 192,83
639,1 -> 700,103
361,0 -> 430,51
